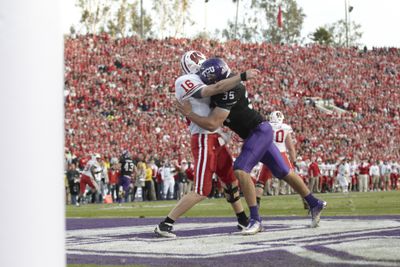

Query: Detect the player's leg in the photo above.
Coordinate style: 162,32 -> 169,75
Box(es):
162,180 -> 169,200
216,145 -> 249,230
358,175 -> 362,192
234,122 -> 276,234
155,133 -> 214,238
255,165 -> 270,207
76,175 -> 88,206
118,175 -> 130,203
169,179 -> 175,200
308,176 -> 316,193
390,174 -> 395,190
261,144 -> 326,228
385,174 -> 390,191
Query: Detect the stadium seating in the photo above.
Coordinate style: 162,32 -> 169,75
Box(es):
64,34 -> 400,163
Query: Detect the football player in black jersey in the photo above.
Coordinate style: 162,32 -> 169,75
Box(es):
118,150 -> 135,203
177,58 -> 327,233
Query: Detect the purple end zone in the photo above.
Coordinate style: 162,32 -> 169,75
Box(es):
67,216 -> 400,267
68,249 -> 379,267
66,215 -> 400,230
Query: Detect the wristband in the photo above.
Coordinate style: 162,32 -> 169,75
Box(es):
240,72 -> 247,81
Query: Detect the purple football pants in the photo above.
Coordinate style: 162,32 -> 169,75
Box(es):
119,175 -> 132,191
233,122 -> 290,179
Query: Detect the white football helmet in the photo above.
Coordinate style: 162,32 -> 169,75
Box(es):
180,50 -> 206,74
269,111 -> 284,123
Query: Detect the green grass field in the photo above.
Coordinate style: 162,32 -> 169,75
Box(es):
66,191 -> 400,218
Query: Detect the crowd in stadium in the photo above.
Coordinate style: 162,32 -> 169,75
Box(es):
64,34 -> 400,203
65,153 -> 400,205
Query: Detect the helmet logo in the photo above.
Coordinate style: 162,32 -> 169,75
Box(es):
201,66 -> 215,76
190,52 -> 204,64
201,66 -> 216,83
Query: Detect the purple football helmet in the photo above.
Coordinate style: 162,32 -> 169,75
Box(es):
199,58 -> 231,85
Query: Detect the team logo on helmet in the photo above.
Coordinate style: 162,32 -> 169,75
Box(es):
199,58 -> 231,85
269,111 -> 284,123
180,50 -> 206,74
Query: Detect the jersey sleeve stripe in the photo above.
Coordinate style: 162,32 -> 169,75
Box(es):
182,84 -> 206,100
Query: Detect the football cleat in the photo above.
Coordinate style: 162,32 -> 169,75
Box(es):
237,222 -> 249,231
154,222 -> 176,238
241,219 -> 262,235
237,216 -> 250,231
310,200 -> 327,228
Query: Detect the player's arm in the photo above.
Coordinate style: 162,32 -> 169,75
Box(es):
285,133 -> 297,163
176,100 -> 229,132
199,69 -> 260,98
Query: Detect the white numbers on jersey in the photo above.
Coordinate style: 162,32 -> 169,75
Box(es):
222,91 -> 235,100
124,162 -> 134,172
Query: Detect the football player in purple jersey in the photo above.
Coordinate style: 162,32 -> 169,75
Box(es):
177,58 -> 327,234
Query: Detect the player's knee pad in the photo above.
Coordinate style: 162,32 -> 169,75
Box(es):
224,184 -> 240,203
256,182 -> 265,189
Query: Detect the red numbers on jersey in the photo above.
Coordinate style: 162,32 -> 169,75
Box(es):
180,80 -> 194,92
275,129 -> 284,143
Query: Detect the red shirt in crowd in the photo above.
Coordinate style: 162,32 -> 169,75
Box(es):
308,162 -> 321,177
108,169 -> 120,185
359,164 -> 370,175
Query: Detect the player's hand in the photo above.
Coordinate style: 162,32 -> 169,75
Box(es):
245,69 -> 261,80
175,99 -> 193,117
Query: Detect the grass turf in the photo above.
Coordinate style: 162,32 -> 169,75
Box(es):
66,190 -> 400,218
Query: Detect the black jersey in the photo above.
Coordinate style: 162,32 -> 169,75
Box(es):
120,158 -> 135,176
211,83 -> 265,139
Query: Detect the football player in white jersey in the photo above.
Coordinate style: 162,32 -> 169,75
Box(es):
76,153 -> 102,206
256,111 -> 296,204
349,159 -> 359,192
390,160 -> 399,190
318,159 -> 329,192
336,158 -> 351,193
295,156 -> 309,182
155,50 -> 260,238
381,160 -> 391,191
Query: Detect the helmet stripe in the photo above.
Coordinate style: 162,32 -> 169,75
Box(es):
180,54 -> 190,74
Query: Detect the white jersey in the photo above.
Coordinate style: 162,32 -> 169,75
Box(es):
349,162 -> 358,176
327,163 -> 337,177
175,74 -> 216,135
338,163 -> 350,177
269,122 -> 293,153
382,163 -> 392,175
369,165 -> 380,176
319,162 -> 328,176
159,166 -> 175,181
391,162 -> 399,174
296,160 -> 308,176
82,159 -> 102,180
